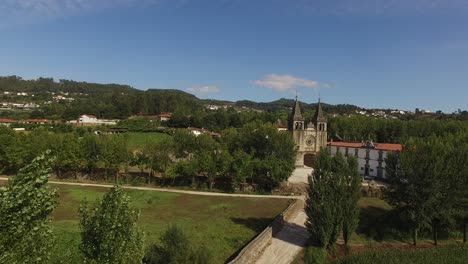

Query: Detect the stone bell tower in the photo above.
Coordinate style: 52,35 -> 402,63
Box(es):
288,97 -> 327,167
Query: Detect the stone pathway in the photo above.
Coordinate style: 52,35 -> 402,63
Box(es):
255,202 -> 309,264
0,177 -> 301,200
288,166 -> 312,184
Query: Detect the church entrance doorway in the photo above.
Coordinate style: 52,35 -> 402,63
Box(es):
303,153 -> 315,167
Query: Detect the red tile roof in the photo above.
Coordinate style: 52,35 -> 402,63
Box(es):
0,118 -> 16,123
328,141 -> 403,152
24,119 -> 50,123
328,142 -> 362,148
374,143 -> 403,151
157,113 -> 172,118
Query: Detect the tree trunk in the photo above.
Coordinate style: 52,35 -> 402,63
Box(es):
464,221 -> 467,243
343,225 -> 349,246
413,228 -> 418,246
114,167 -> 119,184
433,220 -> 438,246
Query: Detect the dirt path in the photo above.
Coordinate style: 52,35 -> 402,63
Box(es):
0,177 -> 302,200
255,202 -> 309,264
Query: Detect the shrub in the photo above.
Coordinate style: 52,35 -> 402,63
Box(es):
304,246 -> 327,264
143,225 -> 213,264
79,185 -> 144,264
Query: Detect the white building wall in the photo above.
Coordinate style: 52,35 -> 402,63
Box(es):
328,145 -> 396,179
339,147 -> 346,156
368,159 -> 379,177
357,158 -> 367,176
369,149 -> 379,160
358,149 -> 366,159
79,115 -> 98,123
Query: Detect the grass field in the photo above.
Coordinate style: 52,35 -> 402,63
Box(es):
124,132 -> 172,150
48,184 -> 291,263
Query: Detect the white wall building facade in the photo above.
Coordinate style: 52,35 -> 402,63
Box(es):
79,114 -> 98,123
328,141 -> 402,179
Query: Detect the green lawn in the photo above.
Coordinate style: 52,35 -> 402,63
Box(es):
124,132 -> 172,150
49,184 -> 291,263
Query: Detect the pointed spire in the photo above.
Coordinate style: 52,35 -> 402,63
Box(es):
313,99 -> 326,124
291,97 -> 304,121
288,96 -> 304,130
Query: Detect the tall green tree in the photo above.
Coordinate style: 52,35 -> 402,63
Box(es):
305,149 -> 341,248
306,150 -> 360,249
100,135 -> 131,181
0,151 -> 58,263
385,136 -> 464,245
342,156 -> 361,245
79,186 -> 144,264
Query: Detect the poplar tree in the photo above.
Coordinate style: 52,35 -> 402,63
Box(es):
0,151 -> 58,263
342,156 -> 361,245
306,150 -> 362,249
305,149 -> 343,248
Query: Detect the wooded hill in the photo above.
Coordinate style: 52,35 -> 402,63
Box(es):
0,76 -> 361,119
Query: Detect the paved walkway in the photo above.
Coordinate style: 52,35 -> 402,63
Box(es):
287,166 -> 312,184
0,177 -> 301,200
255,201 -> 309,264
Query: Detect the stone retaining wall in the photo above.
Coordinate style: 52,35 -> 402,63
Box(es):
228,198 -> 304,264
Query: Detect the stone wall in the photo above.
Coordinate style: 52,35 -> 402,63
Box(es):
228,198 -> 304,264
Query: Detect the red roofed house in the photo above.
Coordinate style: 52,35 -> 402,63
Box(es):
328,140 -> 403,179
23,119 -> 50,124
0,118 -> 17,126
157,113 -> 172,122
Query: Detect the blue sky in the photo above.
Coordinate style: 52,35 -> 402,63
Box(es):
1,0 -> 467,112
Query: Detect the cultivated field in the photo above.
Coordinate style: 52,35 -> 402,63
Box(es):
48,184 -> 291,263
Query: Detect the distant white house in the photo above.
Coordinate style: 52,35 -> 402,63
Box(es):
79,114 -> 98,123
70,114 -> 117,126
157,113 -> 172,122
187,127 -> 221,137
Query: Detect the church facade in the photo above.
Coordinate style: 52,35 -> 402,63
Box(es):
288,98 -> 328,167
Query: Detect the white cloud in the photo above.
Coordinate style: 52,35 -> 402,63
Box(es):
254,74 -> 318,92
186,85 -> 220,93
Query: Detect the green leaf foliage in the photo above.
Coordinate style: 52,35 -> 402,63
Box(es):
143,225 -> 213,264
79,185 -> 144,264
0,151 -> 58,263
385,133 -> 468,245
305,149 -> 361,249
